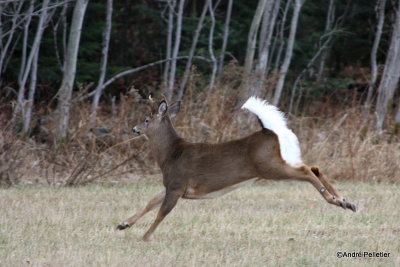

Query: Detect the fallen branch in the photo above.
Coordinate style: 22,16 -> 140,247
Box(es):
79,56 -> 211,101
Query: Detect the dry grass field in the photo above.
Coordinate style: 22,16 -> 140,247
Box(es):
1,181 -> 399,267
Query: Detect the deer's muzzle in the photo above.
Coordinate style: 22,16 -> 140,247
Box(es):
132,126 -> 141,135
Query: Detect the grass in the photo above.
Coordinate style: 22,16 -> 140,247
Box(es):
1,181 -> 399,266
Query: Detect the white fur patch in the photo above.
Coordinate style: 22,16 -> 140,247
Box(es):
241,96 -> 302,166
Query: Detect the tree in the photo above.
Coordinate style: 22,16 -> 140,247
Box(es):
244,0 -> 268,74
316,0 -> 335,81
240,0 -> 280,102
217,0 -> 233,74
163,0 -> 176,96
14,0 -> 50,125
177,0 -> 209,100
288,30 -> 337,114
0,1 -> 24,87
396,98 -> 400,125
375,2 -> 400,132
23,0 -> 54,133
207,0 -> 217,91
18,0 -> 35,90
272,0 -> 291,74
252,0 -> 281,96
166,0 -> 185,102
56,0 -> 89,139
92,0 -> 113,115
51,3 -> 69,73
272,0 -> 304,106
363,0 -> 386,120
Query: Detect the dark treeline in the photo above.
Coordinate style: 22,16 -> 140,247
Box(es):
1,0 -> 400,139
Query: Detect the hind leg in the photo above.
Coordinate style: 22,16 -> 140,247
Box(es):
310,166 -> 356,210
311,166 -> 343,199
258,164 -> 356,211
291,165 -> 356,211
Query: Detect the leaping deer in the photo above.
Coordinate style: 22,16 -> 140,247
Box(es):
117,96 -> 357,241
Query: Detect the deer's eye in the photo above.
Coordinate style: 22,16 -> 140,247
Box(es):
145,119 -> 149,124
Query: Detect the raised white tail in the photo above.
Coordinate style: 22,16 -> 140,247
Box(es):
241,96 -> 302,166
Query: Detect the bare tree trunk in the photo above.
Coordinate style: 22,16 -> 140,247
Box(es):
0,6 -> 2,56
251,0 -> 280,96
316,0 -> 335,82
395,98 -> 400,124
177,0 -> 208,100
244,0 -> 268,74
272,0 -> 304,106
273,0 -> 291,71
92,0 -> 113,115
207,0 -> 217,90
61,2 -> 68,72
18,0 -> 35,87
0,1 -> 23,86
217,0 -> 233,74
258,0 -> 275,57
166,0 -> 185,102
22,48 -> 39,133
56,0 -> 89,140
20,0 -> 58,132
24,0 -> 60,133
13,0 -> 49,121
52,3 -> 69,73
363,0 -> 386,120
288,30 -> 336,114
163,0 -> 176,93
375,3 -> 400,132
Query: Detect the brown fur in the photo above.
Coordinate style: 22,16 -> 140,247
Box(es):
119,100 -> 357,241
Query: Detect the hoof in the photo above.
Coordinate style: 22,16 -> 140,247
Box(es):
346,202 -> 357,212
116,222 -> 130,230
142,233 -> 152,242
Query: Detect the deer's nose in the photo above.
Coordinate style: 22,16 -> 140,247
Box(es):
132,126 -> 140,134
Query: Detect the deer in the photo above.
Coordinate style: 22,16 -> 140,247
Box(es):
117,96 -> 357,241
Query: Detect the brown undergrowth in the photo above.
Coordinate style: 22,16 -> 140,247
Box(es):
0,70 -> 399,186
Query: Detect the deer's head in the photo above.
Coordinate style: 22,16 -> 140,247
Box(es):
132,96 -> 180,137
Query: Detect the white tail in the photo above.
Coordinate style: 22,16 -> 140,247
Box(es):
241,96 -> 302,166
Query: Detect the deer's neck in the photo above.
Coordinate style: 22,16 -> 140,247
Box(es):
148,118 -> 182,169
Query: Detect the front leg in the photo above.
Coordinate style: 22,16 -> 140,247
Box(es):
117,190 -> 165,230
142,189 -> 183,241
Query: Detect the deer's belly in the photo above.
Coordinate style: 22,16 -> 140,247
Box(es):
183,178 -> 258,199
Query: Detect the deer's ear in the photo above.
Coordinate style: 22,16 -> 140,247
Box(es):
168,101 -> 181,118
158,101 -> 168,116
